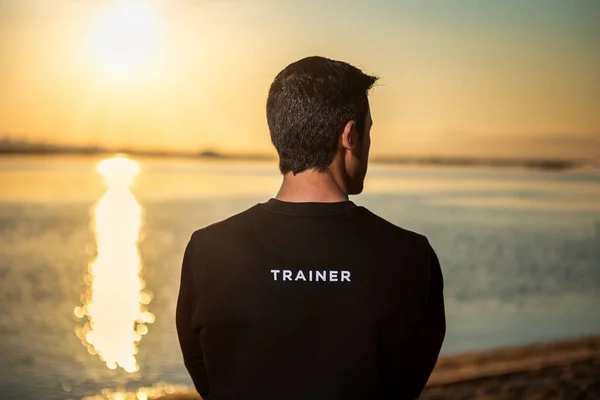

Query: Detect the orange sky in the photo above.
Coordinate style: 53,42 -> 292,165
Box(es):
0,0 -> 599,160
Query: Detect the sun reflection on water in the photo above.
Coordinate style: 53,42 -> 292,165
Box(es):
74,156 -> 154,373
80,382 -> 197,400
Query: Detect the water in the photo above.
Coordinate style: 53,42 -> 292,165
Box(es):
0,155 -> 599,400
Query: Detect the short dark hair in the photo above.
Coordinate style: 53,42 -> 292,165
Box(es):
266,56 -> 378,175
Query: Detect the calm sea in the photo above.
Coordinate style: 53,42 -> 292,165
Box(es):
0,155 -> 599,400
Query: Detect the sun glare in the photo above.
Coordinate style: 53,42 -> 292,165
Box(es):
97,156 -> 140,187
90,0 -> 160,78
75,156 -> 154,373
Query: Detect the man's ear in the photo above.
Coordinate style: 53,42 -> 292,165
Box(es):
340,120 -> 356,150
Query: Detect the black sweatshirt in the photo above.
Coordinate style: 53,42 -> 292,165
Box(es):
176,199 -> 446,400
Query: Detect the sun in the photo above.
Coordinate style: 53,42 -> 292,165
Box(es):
90,0 -> 160,78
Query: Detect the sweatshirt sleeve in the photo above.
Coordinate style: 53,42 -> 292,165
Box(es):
176,233 -> 210,398
408,244 -> 447,398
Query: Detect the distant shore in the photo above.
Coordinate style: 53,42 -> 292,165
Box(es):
0,147 -> 595,171
151,335 -> 600,400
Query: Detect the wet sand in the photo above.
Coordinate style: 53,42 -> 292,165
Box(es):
153,335 -> 600,400
421,335 -> 600,399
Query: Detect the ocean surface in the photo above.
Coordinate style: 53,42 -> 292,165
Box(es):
0,155 -> 599,400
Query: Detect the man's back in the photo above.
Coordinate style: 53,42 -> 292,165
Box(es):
176,199 -> 445,400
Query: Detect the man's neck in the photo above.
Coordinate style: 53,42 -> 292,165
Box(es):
275,169 -> 349,203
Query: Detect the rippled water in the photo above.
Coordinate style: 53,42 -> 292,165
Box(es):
0,155 -> 599,399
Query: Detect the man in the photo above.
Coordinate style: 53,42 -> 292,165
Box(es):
176,56 -> 446,400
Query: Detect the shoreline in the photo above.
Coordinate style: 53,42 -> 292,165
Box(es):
0,150 -> 596,172
422,335 -> 600,399
151,335 -> 600,400
427,335 -> 600,387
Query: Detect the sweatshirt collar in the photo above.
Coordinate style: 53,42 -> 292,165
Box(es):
261,198 -> 357,215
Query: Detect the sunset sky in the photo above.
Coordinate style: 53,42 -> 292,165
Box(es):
0,0 -> 599,160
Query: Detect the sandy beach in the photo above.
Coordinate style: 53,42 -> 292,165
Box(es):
421,335 -> 600,399
152,335 -> 600,400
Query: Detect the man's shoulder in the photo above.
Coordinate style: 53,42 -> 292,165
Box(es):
352,205 -> 430,248
189,204 -> 261,248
